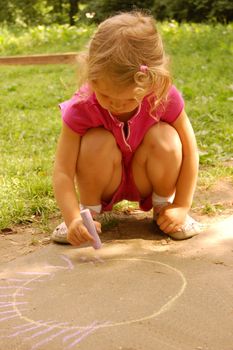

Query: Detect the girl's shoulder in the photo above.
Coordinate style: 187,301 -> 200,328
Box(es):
161,84 -> 185,123
145,84 -> 183,105
72,83 -> 95,105
144,85 -> 184,123
59,84 -> 96,114
59,84 -> 106,135
167,84 -> 183,101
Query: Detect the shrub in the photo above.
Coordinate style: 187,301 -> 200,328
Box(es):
81,0 -> 154,23
152,0 -> 233,23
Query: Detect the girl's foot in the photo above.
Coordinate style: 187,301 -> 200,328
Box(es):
153,204 -> 203,240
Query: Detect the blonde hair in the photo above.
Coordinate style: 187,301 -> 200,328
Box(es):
79,11 -> 172,112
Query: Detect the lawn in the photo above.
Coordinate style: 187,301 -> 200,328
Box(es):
0,22 -> 232,230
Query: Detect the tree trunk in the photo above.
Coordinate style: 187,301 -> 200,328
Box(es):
69,0 -> 78,26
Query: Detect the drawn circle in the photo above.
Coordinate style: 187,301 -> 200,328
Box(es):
12,258 -> 187,329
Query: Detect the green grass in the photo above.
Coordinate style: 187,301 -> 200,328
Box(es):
160,22 -> 233,167
0,22 -> 233,229
0,64 -> 76,229
0,24 -> 95,55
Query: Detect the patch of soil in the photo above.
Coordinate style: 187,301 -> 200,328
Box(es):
0,179 -> 232,265
194,178 -> 233,208
0,225 -> 51,264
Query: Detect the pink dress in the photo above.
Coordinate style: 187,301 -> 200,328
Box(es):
59,84 -> 184,211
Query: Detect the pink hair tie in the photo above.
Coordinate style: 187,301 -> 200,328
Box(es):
139,65 -> 148,73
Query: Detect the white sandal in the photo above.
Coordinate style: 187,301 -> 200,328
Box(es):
51,222 -> 70,244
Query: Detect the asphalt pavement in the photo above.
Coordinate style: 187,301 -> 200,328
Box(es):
0,216 -> 232,350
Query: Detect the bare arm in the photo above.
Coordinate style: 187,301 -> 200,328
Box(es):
157,109 -> 199,232
53,122 -> 101,245
172,109 -> 199,209
53,122 -> 82,226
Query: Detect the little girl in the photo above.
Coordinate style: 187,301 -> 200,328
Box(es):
52,11 -> 201,246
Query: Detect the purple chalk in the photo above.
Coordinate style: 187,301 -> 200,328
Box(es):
80,209 -> 102,249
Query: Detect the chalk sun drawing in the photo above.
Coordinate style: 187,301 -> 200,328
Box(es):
0,255 -> 109,349
0,255 -> 187,349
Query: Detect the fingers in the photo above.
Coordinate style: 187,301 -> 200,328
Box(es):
67,218 -> 102,247
159,221 -> 175,233
94,221 -> 102,234
161,222 -> 180,234
68,225 -> 94,246
156,205 -> 189,235
157,215 -> 181,234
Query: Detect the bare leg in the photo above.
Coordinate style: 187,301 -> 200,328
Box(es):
132,122 -> 182,198
76,128 -> 122,206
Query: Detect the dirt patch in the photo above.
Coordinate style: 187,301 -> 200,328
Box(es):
0,225 -> 51,264
194,178 -> 233,208
0,179 -> 232,265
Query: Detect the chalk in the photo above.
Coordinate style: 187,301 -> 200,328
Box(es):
60,255 -> 74,270
80,209 -> 102,249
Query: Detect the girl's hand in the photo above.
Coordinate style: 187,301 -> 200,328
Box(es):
157,204 -> 189,234
67,217 -> 102,246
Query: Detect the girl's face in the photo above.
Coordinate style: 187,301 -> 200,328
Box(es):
92,79 -> 142,117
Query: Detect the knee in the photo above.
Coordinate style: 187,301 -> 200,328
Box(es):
78,128 -> 121,165
143,122 -> 182,157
